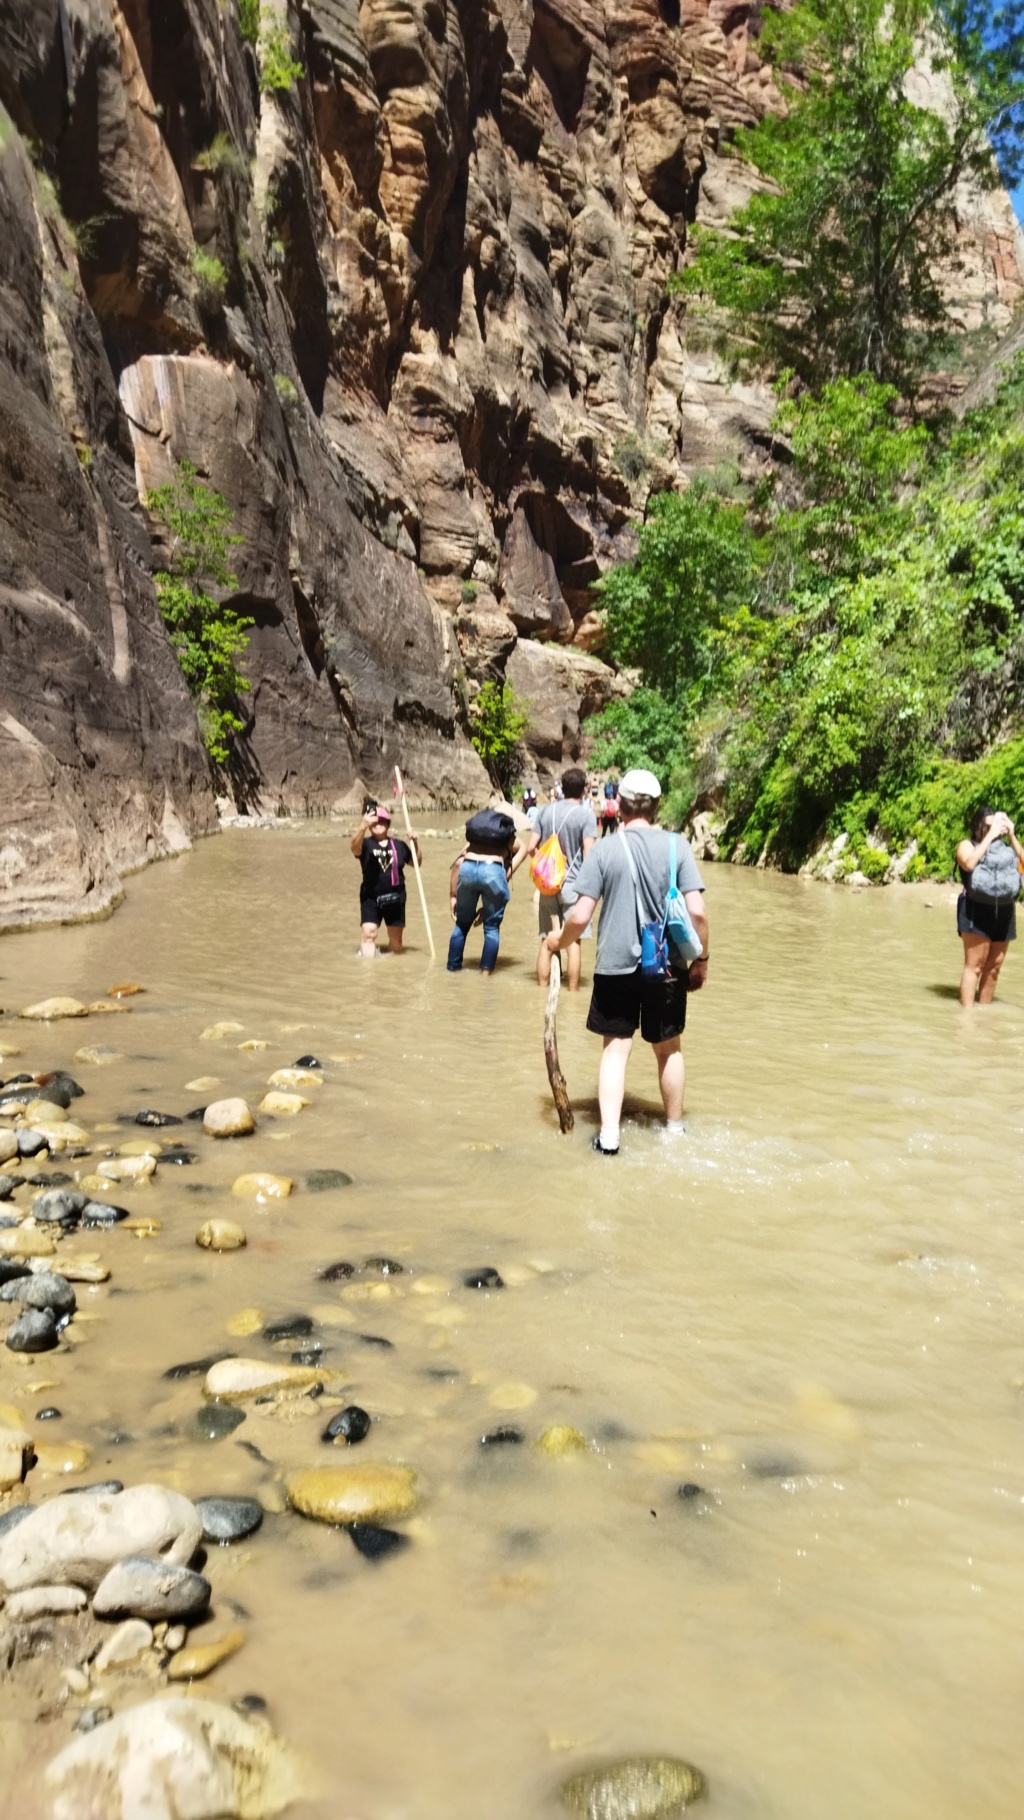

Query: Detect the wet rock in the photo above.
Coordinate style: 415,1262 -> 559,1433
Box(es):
167,1626 -> 246,1680
27,1170 -> 73,1185
107,983 -> 143,998
135,1109 -> 182,1127
480,1427 -> 525,1447
263,1315 -> 314,1343
291,1346 -> 325,1366
292,1055 -> 321,1069
65,1480 -> 124,1496
258,1090 -> 308,1117
357,1333 -> 393,1351
203,1099 -> 255,1138
286,1463 -> 418,1525
321,1406 -> 371,1446
0,1484 -> 202,1592
204,1358 -> 329,1401
363,1257 -> 403,1276
37,1406 -> 62,1420
538,1426 -> 587,1457
464,1266 -> 504,1290
44,1696 -> 302,1820
188,1402 -> 246,1443
74,1704 -> 113,1733
0,1272 -> 76,1316
196,1220 -> 247,1252
0,1131 -> 18,1165
306,1171 -> 352,1192
165,1353 -> 236,1380
74,1045 -> 124,1066
20,998 -> 88,1020
81,1201 -> 131,1227
231,1173 -> 293,1201
0,1424 -> 33,1489
161,1145 -> 198,1165
94,1617 -> 153,1672
0,1174 -> 19,1200
195,1496 -> 263,1544
0,1504 -> 35,1541
267,1068 -> 322,1091
33,1189 -> 87,1227
201,1022 -> 246,1042
97,1154 -> 156,1184
0,1226 -> 55,1258
234,1692 -> 267,1715
0,1260 -> 31,1286
17,1129 -> 48,1158
677,1483 -> 705,1501
318,1259 -> 355,1280
749,1454 -> 803,1480
93,1555 -> 211,1622
347,1523 -> 409,1563
6,1308 -> 59,1352
226,1308 -> 263,1338
35,1438 -> 92,1475
560,1758 -> 707,1818
5,1584 -> 87,1619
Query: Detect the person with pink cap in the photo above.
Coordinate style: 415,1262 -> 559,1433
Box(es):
350,802 -> 420,958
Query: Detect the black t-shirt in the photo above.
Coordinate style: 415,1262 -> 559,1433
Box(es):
360,836 -> 411,898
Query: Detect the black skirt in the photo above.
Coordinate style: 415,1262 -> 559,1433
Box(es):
957,890 -> 1016,943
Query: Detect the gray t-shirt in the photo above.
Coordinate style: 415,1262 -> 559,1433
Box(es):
574,825 -> 704,975
535,801 -> 598,871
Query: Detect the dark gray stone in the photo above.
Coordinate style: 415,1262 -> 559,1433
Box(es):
263,1315 -> 313,1342
0,1259 -> 31,1286
480,1426 -> 524,1447
81,1201 -> 131,1227
464,1266 -> 503,1290
321,1406 -> 371,1445
195,1496 -> 264,1544
346,1523 -> 409,1562
0,1272 -> 76,1315
74,1706 -> 112,1733
36,1406 -> 61,1420
6,1308 -> 58,1351
317,1260 -> 355,1280
17,1131 -> 47,1159
163,1353 -> 235,1380
0,1174 -> 19,1201
188,1402 -> 245,1441
134,1109 -> 182,1127
292,1055 -> 321,1069
92,1555 -> 211,1621
306,1170 -> 352,1192
363,1257 -> 402,1276
32,1189 -> 87,1226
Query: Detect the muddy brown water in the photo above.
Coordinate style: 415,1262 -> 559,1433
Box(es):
2,824 -> 1024,1819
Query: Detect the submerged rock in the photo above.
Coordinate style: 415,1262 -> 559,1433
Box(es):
306,1170 -> 352,1192
204,1358 -> 329,1402
321,1406 -> 371,1446
94,1617 -> 154,1673
164,1353 -> 236,1381
0,1271 -> 75,1315
196,1496 -> 263,1544
32,1189 -> 87,1226
93,1555 -> 211,1621
464,1266 -> 504,1290
231,1173 -> 293,1201
258,1090 -> 308,1117
263,1315 -> 313,1343
292,1055 -> 321,1069
197,1220 -> 247,1252
81,1201 -> 131,1227
167,1626 -> 246,1680
363,1257 -> 403,1276
188,1403 -> 246,1443
20,997 -> 87,1020
44,1696 -> 302,1820
480,1427 -> 525,1447
538,1425 -> 588,1457
347,1523 -> 410,1562
135,1109 -> 182,1127
317,1259 -> 355,1280
6,1307 -> 59,1352
203,1099 -> 255,1138
16,1129 -> 48,1158
0,1483 -> 202,1592
286,1463 -> 418,1525
560,1757 -> 708,1819
161,1145 -> 198,1165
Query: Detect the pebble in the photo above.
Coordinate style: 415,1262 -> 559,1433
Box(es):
107,982 -> 143,998
57,1255 -> 109,1284
74,1704 -> 113,1732
321,1406 -> 371,1446
118,1137 -> 163,1157
489,1383 -> 538,1411
257,1090 -> 308,1116
480,1427 -> 525,1447
204,1358 -> 330,1401
167,1626 -> 247,1680
0,1259 -> 31,1285
19,998 -> 88,1020
96,1155 -> 156,1185
1,1272 -> 76,1315
196,1220 -> 247,1252
195,1496 -> 263,1544
203,1098 -> 255,1138
93,1555 -> 211,1621
286,1463 -> 418,1525
678,1483 -> 705,1501
347,1523 -> 409,1563
560,1756 -> 707,1818
0,1173 -> 19,1200
74,1045 -> 123,1065
160,1145 -> 197,1165
184,1076 -> 220,1093
318,1260 -> 355,1280
231,1173 -> 293,1201
34,1439 -> 92,1475
6,1308 -> 59,1352
33,1189 -> 87,1227
464,1266 -> 504,1290
36,1406 -> 62,1420
0,1484 -> 201,1591
81,1201 -> 130,1228
263,1315 -> 313,1342
122,1215 -> 161,1237
165,1624 -> 186,1650
538,1425 -> 587,1457
306,1170 -> 352,1192
16,1130 -> 48,1158
364,1257 -> 403,1276
293,1055 -> 321,1069
237,1038 -> 269,1051
134,1109 -> 181,1127
226,1308 -> 263,1337
0,1228 -> 55,1258
187,1402 -> 246,1442
94,1617 -> 154,1672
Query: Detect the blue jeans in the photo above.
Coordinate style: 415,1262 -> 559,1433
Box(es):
447,861 -> 510,972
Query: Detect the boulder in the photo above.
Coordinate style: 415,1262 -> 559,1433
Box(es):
19,999 -> 88,1020
231,1174 -> 293,1201
0,1483 -> 202,1592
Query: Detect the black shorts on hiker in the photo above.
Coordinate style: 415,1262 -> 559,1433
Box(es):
360,890 -> 407,929
586,968 -> 687,1043
957,890 -> 1016,943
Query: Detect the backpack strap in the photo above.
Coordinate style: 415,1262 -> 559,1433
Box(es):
618,828 -> 647,935
662,833 -> 678,935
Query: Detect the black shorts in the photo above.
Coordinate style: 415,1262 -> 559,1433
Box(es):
957,890 -> 1016,942
360,891 -> 406,929
586,968 -> 687,1043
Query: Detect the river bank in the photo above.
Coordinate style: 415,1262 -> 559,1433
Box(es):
1,830 -> 1023,1818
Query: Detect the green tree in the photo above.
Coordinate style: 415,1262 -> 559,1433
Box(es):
146,463 -> 253,765
680,0 -> 1024,393
470,681 -> 530,796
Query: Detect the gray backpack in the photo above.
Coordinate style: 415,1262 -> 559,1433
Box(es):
965,838 -> 1021,903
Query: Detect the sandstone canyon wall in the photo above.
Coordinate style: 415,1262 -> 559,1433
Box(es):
1,0 -> 1021,926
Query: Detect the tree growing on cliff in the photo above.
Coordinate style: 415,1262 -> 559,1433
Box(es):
146,463 -> 253,766
679,0 -> 1024,393
470,681 -> 530,797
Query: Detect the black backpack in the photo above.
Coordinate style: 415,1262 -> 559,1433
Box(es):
465,809 -> 516,852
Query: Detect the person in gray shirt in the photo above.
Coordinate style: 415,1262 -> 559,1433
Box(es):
525,768 -> 597,991
544,768 -> 708,1154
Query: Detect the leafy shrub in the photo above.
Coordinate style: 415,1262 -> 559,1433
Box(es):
612,433 -> 651,483
460,580 -> 479,603
470,681 -> 530,796
194,133 -> 248,180
273,373 -> 299,415
191,248 -> 227,310
145,462 -> 252,765
238,0 -> 259,44
259,15 -> 304,92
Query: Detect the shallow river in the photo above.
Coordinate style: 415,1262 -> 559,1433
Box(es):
2,824 -> 1024,1820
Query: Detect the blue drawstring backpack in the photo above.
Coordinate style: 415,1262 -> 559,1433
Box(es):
620,831 -> 703,979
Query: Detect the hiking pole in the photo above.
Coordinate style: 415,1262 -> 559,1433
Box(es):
393,766 -> 436,961
544,952 -> 574,1134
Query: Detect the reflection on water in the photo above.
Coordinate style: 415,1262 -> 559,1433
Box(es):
2,827 -> 1024,1819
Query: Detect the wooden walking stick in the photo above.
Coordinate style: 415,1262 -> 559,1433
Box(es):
393,766 -> 436,960
544,951 -> 574,1133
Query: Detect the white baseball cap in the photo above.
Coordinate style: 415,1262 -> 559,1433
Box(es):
618,768 -> 662,799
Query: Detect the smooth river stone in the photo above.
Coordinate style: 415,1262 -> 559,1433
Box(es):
204,1358 -> 331,1401
24,1099 -> 67,1124
93,1555 -> 211,1621
196,1220 -> 247,1252
195,1496 -> 263,1544
96,1155 -> 156,1183
0,1426 -> 33,1490
257,1091 -> 308,1116
94,1617 -> 154,1672
231,1173 -> 293,1201
73,1046 -> 124,1066
321,1406 -> 371,1446
267,1068 -> 322,1089
34,1439 -> 92,1475
286,1463 -> 418,1525
6,1308 -> 59,1352
203,1098 -> 254,1138
0,1272 -> 75,1315
6,1584 -> 88,1620
538,1425 -> 588,1458
43,1697 -> 302,1820
33,1189 -> 87,1226
81,1202 -> 130,1228
0,1131 -> 17,1165
560,1758 -> 707,1819
187,1403 -> 246,1442
306,1172 -> 352,1193
167,1626 -> 246,1680
0,1484 -> 202,1592
0,1228 -> 56,1259
53,1254 -> 109,1283
200,1022 -> 245,1041
19,998 -> 88,1020
347,1523 -> 409,1562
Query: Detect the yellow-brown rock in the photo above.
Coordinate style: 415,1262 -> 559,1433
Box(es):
204,1358 -> 331,1401
106,982 -> 143,997
20,998 -> 87,1020
0,1426 -> 34,1491
0,1228 -> 56,1258
196,1220 -> 247,1252
537,1425 -> 588,1458
230,1173 -> 293,1202
286,1463 -> 418,1526
97,1154 -> 156,1183
257,1090 -> 308,1117
203,1098 -> 255,1137
267,1068 -> 322,1090
167,1627 -> 246,1681
33,1439 -> 92,1475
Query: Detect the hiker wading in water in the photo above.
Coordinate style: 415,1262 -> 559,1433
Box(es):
955,805 -> 1024,1006
351,803 -> 420,958
525,766 -> 597,993
544,769 -> 708,1155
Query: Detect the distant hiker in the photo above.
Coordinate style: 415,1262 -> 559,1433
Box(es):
544,768 -> 708,1154
447,809 -> 529,974
351,804 -> 420,958
600,779 -> 619,837
522,787 -> 541,834
956,805 -> 1024,1005
526,767 -> 597,992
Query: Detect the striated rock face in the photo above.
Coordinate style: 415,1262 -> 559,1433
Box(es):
1,0 -> 1021,922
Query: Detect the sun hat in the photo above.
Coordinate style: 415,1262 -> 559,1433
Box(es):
618,768 -> 662,800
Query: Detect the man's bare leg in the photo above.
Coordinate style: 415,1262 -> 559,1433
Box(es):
537,913 -> 562,987
652,1037 -> 684,1122
597,1035 -> 632,1150
565,938 -> 582,991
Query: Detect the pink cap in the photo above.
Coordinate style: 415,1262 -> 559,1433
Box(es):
371,805 -> 392,822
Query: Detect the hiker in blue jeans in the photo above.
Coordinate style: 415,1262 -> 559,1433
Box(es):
447,809 -> 529,973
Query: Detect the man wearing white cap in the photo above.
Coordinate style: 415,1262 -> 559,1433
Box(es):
543,768 -> 708,1153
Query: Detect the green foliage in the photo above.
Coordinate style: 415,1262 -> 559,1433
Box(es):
191,248 -> 227,310
194,132 -> 248,180
470,681 -> 530,796
145,462 -> 252,765
273,373 -> 299,416
679,0 -> 1024,393
612,433 -> 652,483
460,580 -> 479,603
75,443 -> 93,472
238,0 -> 259,44
585,688 -> 686,780
258,13 -> 304,92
